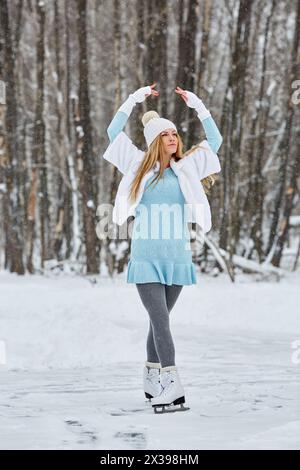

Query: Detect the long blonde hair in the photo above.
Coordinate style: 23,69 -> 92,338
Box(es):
128,113 -> 219,204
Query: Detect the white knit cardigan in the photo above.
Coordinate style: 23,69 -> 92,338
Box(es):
102,131 -> 221,233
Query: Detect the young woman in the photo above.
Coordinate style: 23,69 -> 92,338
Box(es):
103,84 -> 223,412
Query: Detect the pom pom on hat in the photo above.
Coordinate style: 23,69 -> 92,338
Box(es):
142,110 -> 160,127
142,110 -> 177,148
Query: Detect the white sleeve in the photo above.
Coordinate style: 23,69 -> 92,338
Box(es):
189,140 -> 221,179
102,131 -> 145,175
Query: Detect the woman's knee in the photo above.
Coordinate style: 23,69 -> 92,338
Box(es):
136,283 -> 166,311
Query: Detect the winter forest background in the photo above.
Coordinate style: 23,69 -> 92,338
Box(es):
0,0 -> 299,279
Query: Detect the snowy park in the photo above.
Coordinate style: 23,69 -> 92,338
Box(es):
0,269 -> 299,450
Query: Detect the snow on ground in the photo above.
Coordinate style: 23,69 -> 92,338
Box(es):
0,269 -> 299,449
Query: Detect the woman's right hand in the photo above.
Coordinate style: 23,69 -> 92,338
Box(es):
130,83 -> 159,103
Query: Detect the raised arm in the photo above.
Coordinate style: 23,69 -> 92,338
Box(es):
175,86 -> 223,153
107,110 -> 130,143
175,86 -> 223,179
107,96 -> 135,143
200,116 -> 223,154
103,85 -> 159,175
107,85 -> 159,143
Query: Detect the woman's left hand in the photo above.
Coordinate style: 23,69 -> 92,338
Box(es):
175,86 -> 211,122
175,86 -> 188,103
175,86 -> 203,109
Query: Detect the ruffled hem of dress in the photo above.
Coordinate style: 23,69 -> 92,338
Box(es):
126,259 -> 197,286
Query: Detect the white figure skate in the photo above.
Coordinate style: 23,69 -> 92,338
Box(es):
151,366 -> 190,414
143,361 -> 162,401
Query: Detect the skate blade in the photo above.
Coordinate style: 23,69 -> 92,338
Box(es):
153,403 -> 190,414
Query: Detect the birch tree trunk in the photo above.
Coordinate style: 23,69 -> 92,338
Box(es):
0,0 -> 25,274
76,0 -> 99,274
174,0 -> 198,150
219,0 -> 253,264
270,0 -> 300,267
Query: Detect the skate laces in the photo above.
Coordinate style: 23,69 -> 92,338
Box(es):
147,368 -> 160,383
160,371 -> 175,394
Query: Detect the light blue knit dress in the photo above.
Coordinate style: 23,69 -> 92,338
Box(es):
106,109 -> 223,286
127,166 -> 197,286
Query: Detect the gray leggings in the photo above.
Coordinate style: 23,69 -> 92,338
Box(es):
135,282 -> 183,368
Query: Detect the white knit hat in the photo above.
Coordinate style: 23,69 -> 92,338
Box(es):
142,111 -> 177,148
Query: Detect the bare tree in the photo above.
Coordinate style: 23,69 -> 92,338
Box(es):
0,0 -> 24,274
76,0 -> 100,274
219,0 -> 253,264
269,0 -> 300,267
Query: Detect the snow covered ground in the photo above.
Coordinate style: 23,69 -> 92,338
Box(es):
0,269 -> 299,449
